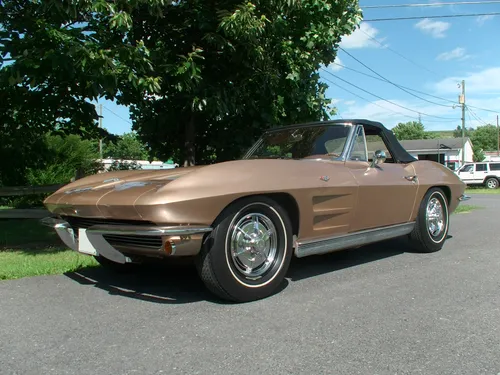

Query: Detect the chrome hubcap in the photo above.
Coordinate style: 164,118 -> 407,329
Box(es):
230,213 -> 278,278
426,197 -> 445,238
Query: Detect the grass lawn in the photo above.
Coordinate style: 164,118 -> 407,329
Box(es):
0,219 -> 98,281
466,188 -> 500,195
454,204 -> 482,214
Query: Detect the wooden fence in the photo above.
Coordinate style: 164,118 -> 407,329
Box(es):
0,183 -> 66,197
0,184 -> 67,219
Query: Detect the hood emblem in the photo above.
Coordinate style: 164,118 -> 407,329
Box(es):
319,176 -> 330,182
103,178 -> 120,183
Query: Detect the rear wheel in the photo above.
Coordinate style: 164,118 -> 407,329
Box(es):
195,196 -> 293,302
409,188 -> 449,253
485,177 -> 499,189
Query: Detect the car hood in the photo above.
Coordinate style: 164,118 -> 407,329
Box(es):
43,166 -> 206,219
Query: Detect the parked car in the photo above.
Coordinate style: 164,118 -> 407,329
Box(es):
41,119 -> 468,302
455,161 -> 500,189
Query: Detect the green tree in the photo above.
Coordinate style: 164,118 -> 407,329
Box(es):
104,132 -> 149,160
470,124 -> 498,152
452,125 -> 474,139
391,121 -> 436,140
0,0 -> 162,139
26,134 -> 102,186
125,0 -> 362,165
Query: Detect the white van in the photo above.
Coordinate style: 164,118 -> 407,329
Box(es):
455,161 -> 500,189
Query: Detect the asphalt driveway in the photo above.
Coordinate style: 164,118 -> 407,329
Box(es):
1,194 -> 499,375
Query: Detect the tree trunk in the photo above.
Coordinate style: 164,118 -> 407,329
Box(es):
183,114 -> 196,167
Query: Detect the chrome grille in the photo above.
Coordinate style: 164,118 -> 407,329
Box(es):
61,216 -> 163,250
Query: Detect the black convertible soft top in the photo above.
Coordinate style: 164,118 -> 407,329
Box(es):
266,119 -> 417,164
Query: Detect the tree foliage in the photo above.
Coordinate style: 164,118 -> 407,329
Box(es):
391,121 -> 436,141
125,0 -> 362,165
471,124 -> 499,152
1,0 -> 362,171
0,0 -> 162,139
103,132 -> 149,160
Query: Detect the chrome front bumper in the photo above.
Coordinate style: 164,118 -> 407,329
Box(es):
458,194 -> 471,202
40,217 -> 212,264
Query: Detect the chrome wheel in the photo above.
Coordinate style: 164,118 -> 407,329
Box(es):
229,213 -> 278,279
426,197 -> 445,238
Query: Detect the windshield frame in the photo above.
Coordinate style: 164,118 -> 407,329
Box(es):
241,122 -> 357,161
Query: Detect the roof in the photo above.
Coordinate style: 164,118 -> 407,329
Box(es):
400,138 -> 471,151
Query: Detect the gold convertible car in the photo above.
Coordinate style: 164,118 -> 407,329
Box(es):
42,120 -> 469,302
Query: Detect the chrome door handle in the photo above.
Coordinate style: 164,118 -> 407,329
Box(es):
404,175 -> 418,182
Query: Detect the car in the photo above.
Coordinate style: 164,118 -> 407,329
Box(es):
455,161 -> 500,189
41,119 -> 469,302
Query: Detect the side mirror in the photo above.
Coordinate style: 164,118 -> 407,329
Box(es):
370,150 -> 386,168
470,170 -> 474,174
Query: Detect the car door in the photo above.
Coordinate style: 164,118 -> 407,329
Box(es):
473,163 -> 488,183
457,163 -> 474,183
345,125 -> 419,232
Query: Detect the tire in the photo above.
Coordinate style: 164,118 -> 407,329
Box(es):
409,188 -> 449,253
195,196 -> 293,303
94,255 -> 139,274
484,177 -> 499,189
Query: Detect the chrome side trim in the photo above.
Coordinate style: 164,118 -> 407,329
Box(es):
86,224 -> 213,237
458,194 -> 471,201
295,222 -> 415,258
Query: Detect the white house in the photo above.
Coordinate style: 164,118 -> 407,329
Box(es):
98,158 -> 179,172
400,138 -> 474,171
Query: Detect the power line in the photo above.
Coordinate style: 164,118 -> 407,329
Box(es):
103,105 -> 132,125
363,12 -> 500,21
467,104 -> 500,114
321,68 -> 459,120
467,105 -> 490,125
330,62 -> 456,104
322,75 -> 421,121
321,70 -> 459,122
364,1 -> 500,9
339,47 -> 454,108
357,28 -> 449,81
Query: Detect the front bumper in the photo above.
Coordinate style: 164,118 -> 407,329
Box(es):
40,217 -> 212,264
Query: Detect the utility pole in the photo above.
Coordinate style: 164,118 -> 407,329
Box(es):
459,80 -> 466,165
99,103 -> 103,160
497,114 -> 499,156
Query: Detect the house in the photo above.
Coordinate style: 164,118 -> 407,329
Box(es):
400,138 -> 474,171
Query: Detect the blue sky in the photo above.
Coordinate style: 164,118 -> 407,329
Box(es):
98,0 -> 500,134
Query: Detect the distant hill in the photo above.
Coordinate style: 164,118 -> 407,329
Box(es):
427,130 -> 455,138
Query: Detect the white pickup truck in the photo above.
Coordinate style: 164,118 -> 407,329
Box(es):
455,161 -> 500,189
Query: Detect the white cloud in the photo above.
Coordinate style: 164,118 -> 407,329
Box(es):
344,100 -> 356,106
432,66 -> 500,94
326,56 -> 344,71
436,47 -> 470,61
415,18 -> 451,38
476,15 -> 494,26
339,23 -> 385,49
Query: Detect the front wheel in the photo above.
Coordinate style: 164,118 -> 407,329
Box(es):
195,196 -> 293,302
409,188 -> 449,253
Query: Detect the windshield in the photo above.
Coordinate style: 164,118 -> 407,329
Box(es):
244,124 -> 352,160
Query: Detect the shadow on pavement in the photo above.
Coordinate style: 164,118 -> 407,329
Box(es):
64,235 -> 451,304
